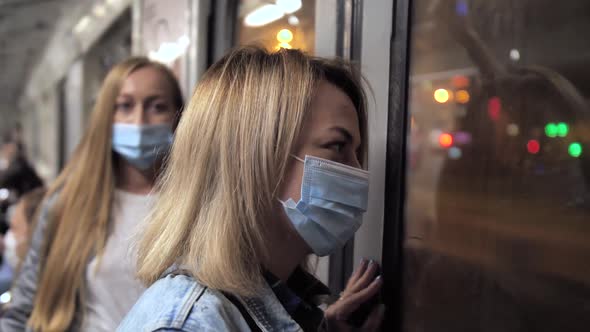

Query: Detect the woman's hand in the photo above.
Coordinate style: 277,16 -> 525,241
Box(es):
324,259 -> 385,331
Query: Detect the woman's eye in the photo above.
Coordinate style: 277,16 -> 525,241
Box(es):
326,142 -> 346,153
152,103 -> 169,113
115,102 -> 133,111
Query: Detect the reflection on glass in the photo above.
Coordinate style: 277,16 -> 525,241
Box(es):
403,1 -> 590,331
235,0 -> 315,53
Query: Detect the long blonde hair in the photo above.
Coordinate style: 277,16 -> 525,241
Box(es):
136,47 -> 367,296
28,57 -> 183,332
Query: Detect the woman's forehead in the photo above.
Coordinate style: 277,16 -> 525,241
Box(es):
120,67 -> 173,96
306,82 -> 359,132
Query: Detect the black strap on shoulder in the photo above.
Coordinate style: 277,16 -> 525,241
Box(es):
224,293 -> 263,332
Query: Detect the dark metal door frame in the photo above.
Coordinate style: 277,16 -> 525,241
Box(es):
382,0 -> 411,330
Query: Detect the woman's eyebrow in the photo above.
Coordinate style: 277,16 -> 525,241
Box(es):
328,126 -> 353,142
116,93 -> 166,100
144,95 -> 166,103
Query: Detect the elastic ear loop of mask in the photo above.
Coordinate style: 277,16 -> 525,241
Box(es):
277,155 -> 306,204
291,155 -> 305,163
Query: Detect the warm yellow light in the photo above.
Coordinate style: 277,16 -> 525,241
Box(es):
506,123 -> 519,136
451,75 -> 470,88
276,42 -> 292,50
277,29 -> 294,43
455,90 -> 470,104
434,88 -> 450,103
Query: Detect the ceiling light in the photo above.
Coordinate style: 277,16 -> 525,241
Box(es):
244,4 -> 284,27
148,35 -> 190,65
288,15 -> 299,26
93,4 -> 107,17
276,0 -> 302,14
73,16 -> 91,34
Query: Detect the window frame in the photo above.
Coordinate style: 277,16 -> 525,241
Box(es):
382,0 -> 411,330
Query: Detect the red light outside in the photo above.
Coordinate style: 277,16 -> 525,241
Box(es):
488,97 -> 501,121
527,139 -> 540,154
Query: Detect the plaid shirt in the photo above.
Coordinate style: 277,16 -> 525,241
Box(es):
264,267 -> 332,332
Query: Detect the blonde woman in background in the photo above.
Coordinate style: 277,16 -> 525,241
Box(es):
0,57 -> 184,332
119,47 -> 384,332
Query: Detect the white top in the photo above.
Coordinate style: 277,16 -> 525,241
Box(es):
81,190 -> 155,332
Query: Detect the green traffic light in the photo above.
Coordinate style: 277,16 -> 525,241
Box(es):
568,142 -> 582,158
556,122 -> 569,137
545,123 -> 557,137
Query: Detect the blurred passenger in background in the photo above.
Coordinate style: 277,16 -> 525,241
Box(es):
0,135 -> 40,197
0,56 -> 184,332
119,47 -> 384,332
0,187 -> 46,308
4,187 -> 47,273
0,136 -> 43,252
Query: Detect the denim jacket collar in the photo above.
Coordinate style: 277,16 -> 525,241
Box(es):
166,269 -> 305,332
119,269 -> 329,332
237,281 -> 305,332
238,267 -> 330,332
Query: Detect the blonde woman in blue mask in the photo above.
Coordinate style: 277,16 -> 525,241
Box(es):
119,47 -> 384,331
0,57 -> 183,332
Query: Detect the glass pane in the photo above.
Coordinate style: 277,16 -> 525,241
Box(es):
234,0 -> 315,53
403,1 -> 590,331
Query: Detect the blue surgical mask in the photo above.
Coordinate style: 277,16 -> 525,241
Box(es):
280,155 -> 369,256
112,123 -> 173,170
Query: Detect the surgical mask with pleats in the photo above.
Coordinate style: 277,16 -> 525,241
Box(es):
280,155 -> 369,256
112,123 -> 173,170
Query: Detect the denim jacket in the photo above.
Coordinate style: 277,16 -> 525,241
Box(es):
118,272 -> 330,332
